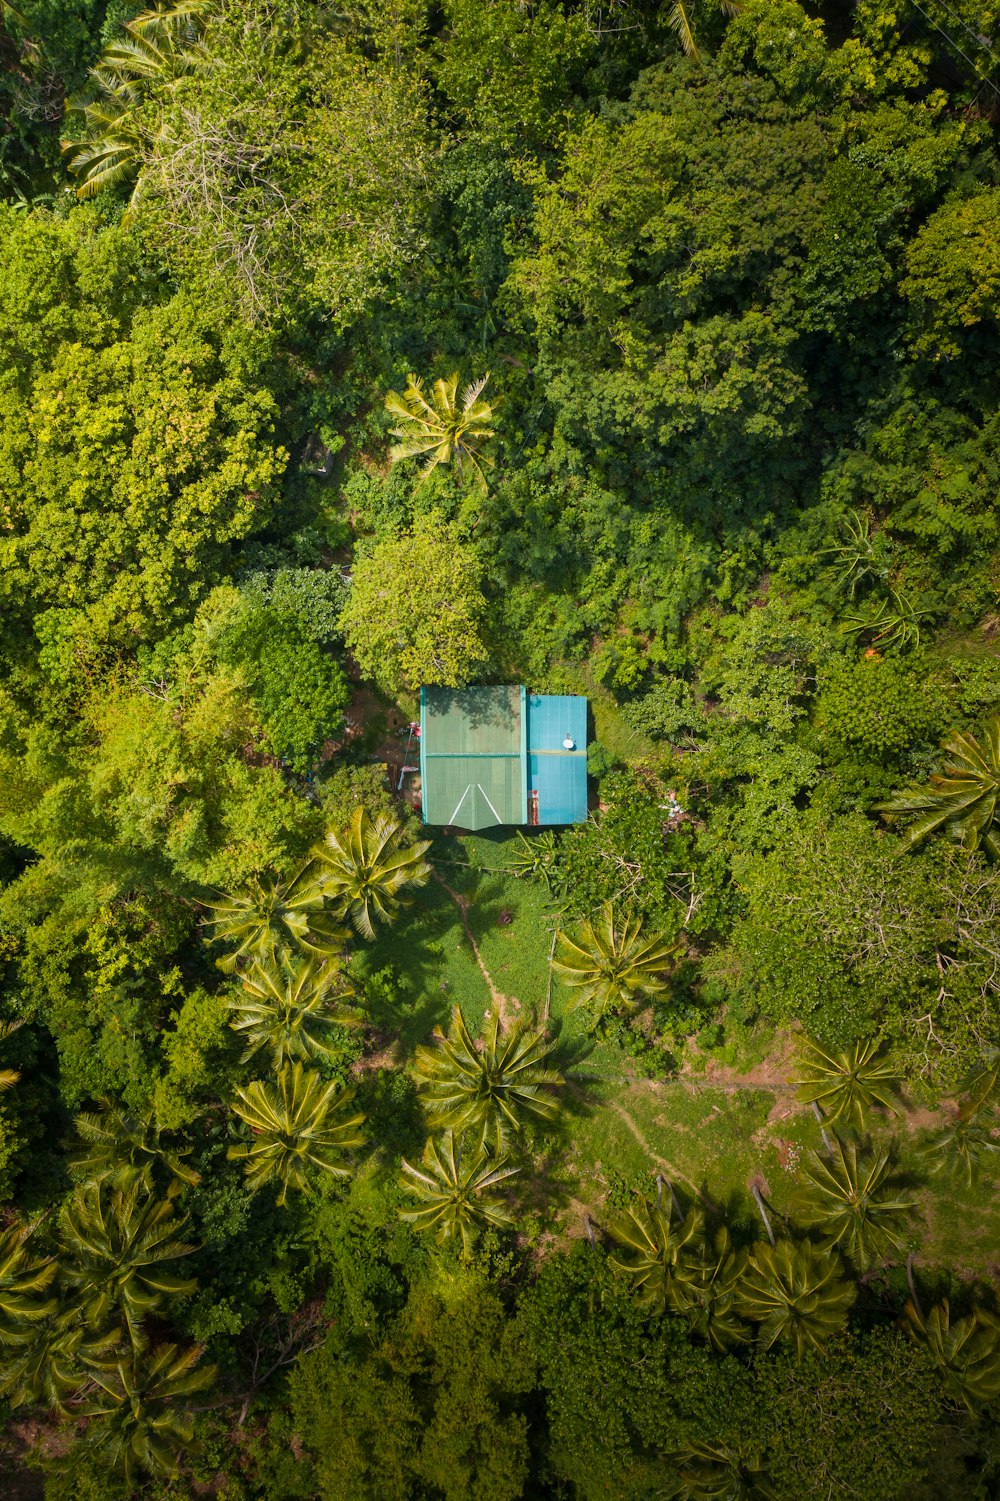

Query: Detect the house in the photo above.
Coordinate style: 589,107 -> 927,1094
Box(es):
419,685 -> 588,830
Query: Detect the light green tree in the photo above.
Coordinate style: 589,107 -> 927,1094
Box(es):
386,371 -> 496,492
78,1342 -> 216,1484
399,1131 -> 518,1257
225,952 -> 358,1068
228,1064 -> 366,1206
796,1138 -> 914,1271
60,1183 -> 197,1347
875,716 -> 1000,857
338,514 -> 489,695
412,1005 -> 563,1153
553,901 -> 678,1029
313,808 -> 432,941
793,1036 -> 902,1131
736,1240 -> 856,1357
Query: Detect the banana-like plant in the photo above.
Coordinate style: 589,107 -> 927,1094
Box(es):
78,1341 -> 216,1483
662,1438 -> 777,1501
906,1300 -> 1000,1411
553,901 -> 678,1030
226,952 -> 359,1068
796,1138 -> 914,1271
385,371 -> 496,492
793,1036 -> 902,1131
607,1196 -> 703,1316
62,0 -> 214,204
843,589 -> 935,652
228,1064 -> 366,1206
313,808 -> 432,941
736,1239 -> 855,1358
399,1131 -> 518,1257
819,509 -> 892,601
874,716 -> 1000,857
204,866 -> 348,972
70,1100 -> 200,1190
60,1183 -> 197,1347
0,1223 -> 57,1345
412,1005 -> 563,1153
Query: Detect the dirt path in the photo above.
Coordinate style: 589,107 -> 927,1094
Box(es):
431,872 -> 519,1026
607,1098 -> 705,1199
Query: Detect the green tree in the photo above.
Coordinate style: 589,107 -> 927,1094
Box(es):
412,1005 -> 563,1152
662,1439 -> 777,1501
60,1182 -> 197,1346
228,1063 -> 366,1206
677,1225 -> 749,1352
399,1131 -> 517,1257
736,1240 -> 855,1357
902,187 -> 1000,357
338,514 -> 489,695
875,716 -> 1000,857
0,1299 -> 119,1413
0,1223 -> 57,1344
78,1341 -> 216,1484
225,952 -> 358,1068
607,1195 -> 703,1316
70,1099 -> 200,1189
553,901 -> 678,1029
386,371 -> 496,492
793,1036 -> 902,1131
796,1138 -> 915,1271
313,808 -> 432,942
205,868 -> 347,972
906,1300 -> 1000,1411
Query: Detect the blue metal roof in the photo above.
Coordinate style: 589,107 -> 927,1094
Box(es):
526,694 -> 588,825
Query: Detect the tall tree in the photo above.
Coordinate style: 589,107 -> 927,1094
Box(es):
386,371 -> 496,492
225,952 -> 358,1068
313,808 -> 432,941
412,1005 -> 563,1152
228,1064 -> 366,1206
70,1100 -> 200,1190
399,1131 -> 518,1257
793,1036 -> 902,1131
205,867 -> 347,973
796,1138 -> 914,1271
553,901 -> 678,1029
607,1195 -> 703,1316
78,1341 -> 216,1484
0,1224 -> 57,1344
906,1300 -> 1000,1411
736,1240 -> 855,1357
875,716 -> 1000,857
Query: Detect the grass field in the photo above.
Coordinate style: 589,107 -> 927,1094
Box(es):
355,828 -> 1000,1279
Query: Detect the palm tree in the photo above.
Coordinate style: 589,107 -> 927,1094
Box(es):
875,715 -> 1000,857
796,1137 -> 914,1271
553,901 -> 678,1030
60,1183 -> 197,1346
793,1036 -> 902,1131
226,952 -> 359,1069
228,1064 -> 366,1206
412,1005 -> 563,1153
662,1439 -> 776,1501
906,1300 -> 1000,1411
70,1100 -> 200,1190
921,1107 -> 1000,1189
312,808 -> 432,941
399,1131 -> 518,1257
678,1225 -> 749,1352
736,1240 -> 855,1357
0,1224 -> 57,1345
607,1196 -> 703,1316
0,1018 -> 23,1091
79,1341 -> 216,1483
385,371 -> 496,492
62,0 -> 212,204
204,866 -> 348,972
0,1301 -> 119,1413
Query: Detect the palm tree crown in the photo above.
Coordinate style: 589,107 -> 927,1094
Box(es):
553,901 -> 677,1029
793,1036 -> 902,1131
79,1341 -> 216,1483
399,1131 -> 517,1257
386,370 -> 496,492
70,1100 -> 200,1190
313,808 -> 432,941
228,1063 -> 366,1206
663,1438 -> 777,1501
796,1137 -> 914,1271
60,1182 -> 197,1346
608,1195 -> 704,1316
205,866 -> 348,972
226,952 -> 358,1068
907,1300 -> 1000,1411
875,715 -> 1000,857
0,1224 -> 57,1345
736,1239 -> 855,1358
412,1005 -> 563,1152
